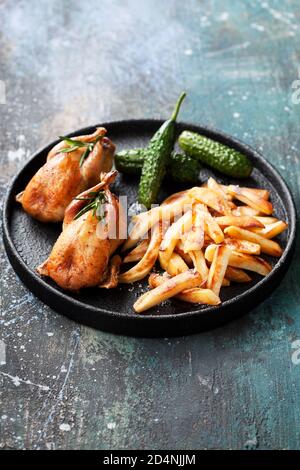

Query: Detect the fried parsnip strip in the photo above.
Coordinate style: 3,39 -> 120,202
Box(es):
159,251 -> 189,276
207,177 -> 225,194
225,266 -> 252,283
232,206 -> 260,217
148,273 -> 220,305
122,211 -> 159,252
223,238 -> 261,255
123,239 -> 149,263
160,189 -> 190,206
182,204 -> 205,252
205,245 -> 272,276
160,210 -> 193,262
222,185 -> 270,200
99,255 -> 121,289
134,270 -> 202,313
119,224 -> 162,283
207,245 -> 231,295
189,250 -> 209,281
214,215 -> 264,229
207,178 -> 233,209
248,220 -> 288,239
132,190 -> 190,223
203,208 -> 224,244
189,187 -> 230,215
241,187 -> 270,200
123,193 -> 192,251
203,234 -> 214,248
253,216 -> 279,226
175,241 -> 193,266
228,201 -> 237,210
224,226 -> 282,257
227,185 -> 273,215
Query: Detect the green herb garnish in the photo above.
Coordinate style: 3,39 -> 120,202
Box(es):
59,135 -> 103,167
74,190 -> 107,221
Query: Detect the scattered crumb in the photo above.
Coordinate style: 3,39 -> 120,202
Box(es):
107,422 -> 116,430
59,423 -> 71,432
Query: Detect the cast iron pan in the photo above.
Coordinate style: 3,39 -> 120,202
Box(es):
2,120 -> 296,337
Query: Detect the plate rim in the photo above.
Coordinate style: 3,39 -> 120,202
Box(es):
2,119 -> 297,333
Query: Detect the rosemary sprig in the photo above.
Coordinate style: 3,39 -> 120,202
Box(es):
59,135 -> 103,167
74,190 -> 107,221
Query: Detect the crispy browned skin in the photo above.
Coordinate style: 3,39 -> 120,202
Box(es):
16,128 -> 115,223
99,255 -> 122,289
37,171 -> 125,291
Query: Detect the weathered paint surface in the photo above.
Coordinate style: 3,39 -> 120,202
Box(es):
0,0 -> 300,450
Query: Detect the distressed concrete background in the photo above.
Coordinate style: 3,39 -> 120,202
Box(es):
1,0 -> 300,450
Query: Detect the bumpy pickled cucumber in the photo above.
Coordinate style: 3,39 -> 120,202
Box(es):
138,92 -> 186,208
178,130 -> 252,178
168,152 -> 201,183
115,148 -> 201,183
115,149 -> 144,175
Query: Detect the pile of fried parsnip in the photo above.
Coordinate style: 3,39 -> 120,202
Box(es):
119,178 -> 287,313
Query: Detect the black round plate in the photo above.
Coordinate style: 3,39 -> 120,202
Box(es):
2,120 -> 296,337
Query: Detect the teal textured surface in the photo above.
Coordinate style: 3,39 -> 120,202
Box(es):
0,0 -> 299,450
